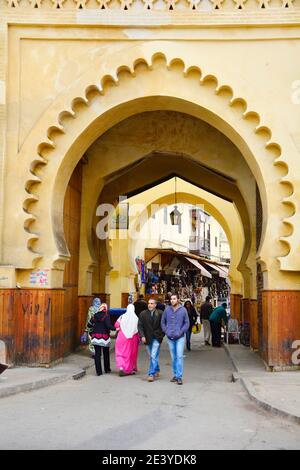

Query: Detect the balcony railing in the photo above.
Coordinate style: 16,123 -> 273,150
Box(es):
189,236 -> 211,256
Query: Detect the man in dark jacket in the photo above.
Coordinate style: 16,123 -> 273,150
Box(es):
138,299 -> 164,382
209,303 -> 228,347
161,294 -> 189,385
134,294 -> 148,317
200,296 -> 213,346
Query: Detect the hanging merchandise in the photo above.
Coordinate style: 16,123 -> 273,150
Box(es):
135,257 -> 142,273
139,249 -> 229,306
141,260 -> 146,284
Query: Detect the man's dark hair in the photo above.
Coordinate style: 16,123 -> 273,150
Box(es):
222,302 -> 227,308
206,296 -> 211,302
171,293 -> 179,299
139,294 -> 145,299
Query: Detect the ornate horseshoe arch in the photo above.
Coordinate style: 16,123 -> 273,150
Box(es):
14,44 -> 295,275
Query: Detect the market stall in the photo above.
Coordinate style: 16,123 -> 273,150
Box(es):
134,248 -> 230,310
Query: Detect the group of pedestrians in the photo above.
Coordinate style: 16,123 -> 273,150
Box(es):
85,294 -> 228,384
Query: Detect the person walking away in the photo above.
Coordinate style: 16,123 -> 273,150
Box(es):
138,298 -> 164,382
184,300 -> 198,351
200,296 -> 213,346
209,303 -> 228,347
156,296 -> 166,312
133,295 -> 148,318
85,297 -> 102,356
161,294 -> 190,385
115,304 -> 139,376
87,303 -> 115,376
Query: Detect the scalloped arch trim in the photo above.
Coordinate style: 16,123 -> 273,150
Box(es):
23,52 -> 293,267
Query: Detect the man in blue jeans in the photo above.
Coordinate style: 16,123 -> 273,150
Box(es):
138,298 -> 164,382
161,294 -> 190,385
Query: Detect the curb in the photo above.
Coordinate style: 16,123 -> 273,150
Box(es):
0,365 -> 91,400
240,375 -> 300,425
0,373 -> 74,399
72,369 -> 87,380
223,343 -> 239,373
224,344 -> 300,425
0,346 -> 116,399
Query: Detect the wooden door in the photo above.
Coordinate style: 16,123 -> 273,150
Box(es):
63,163 -> 82,355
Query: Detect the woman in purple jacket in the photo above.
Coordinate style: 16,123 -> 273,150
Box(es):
161,293 -> 190,385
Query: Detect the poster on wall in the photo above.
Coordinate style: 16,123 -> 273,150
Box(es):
29,269 -> 50,287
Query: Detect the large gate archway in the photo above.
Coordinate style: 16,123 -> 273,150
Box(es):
3,45 -> 299,368
8,46 -> 293,280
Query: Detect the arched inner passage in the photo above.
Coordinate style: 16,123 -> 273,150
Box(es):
94,153 -> 251,288
103,177 -> 244,308
57,107 -> 260,359
75,110 -> 257,302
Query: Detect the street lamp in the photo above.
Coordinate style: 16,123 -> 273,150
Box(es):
170,177 -> 182,226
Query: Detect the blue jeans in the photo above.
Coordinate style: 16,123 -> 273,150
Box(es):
167,336 -> 185,380
146,339 -> 161,377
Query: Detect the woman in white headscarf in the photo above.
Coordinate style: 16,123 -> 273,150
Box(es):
114,304 -> 139,376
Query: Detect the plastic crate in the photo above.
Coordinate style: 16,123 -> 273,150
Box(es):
109,308 -> 127,317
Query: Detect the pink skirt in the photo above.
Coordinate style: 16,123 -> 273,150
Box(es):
115,327 -> 139,375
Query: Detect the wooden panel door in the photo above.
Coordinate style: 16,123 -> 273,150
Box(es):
63,163 -> 82,356
0,289 -> 15,364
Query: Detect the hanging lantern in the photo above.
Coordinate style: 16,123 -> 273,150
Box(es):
170,205 -> 182,226
170,177 -> 182,225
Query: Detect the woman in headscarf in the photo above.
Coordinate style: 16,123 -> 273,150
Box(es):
87,303 -> 115,376
85,298 -> 102,356
114,304 -> 139,376
184,300 -> 198,351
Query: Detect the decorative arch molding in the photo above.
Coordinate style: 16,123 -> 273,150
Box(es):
14,44 -> 296,272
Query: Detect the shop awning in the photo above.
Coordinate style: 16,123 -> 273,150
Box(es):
204,262 -> 227,278
216,264 -> 229,275
185,257 -> 212,278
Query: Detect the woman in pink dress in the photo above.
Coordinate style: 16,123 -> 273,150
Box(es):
115,304 -> 139,376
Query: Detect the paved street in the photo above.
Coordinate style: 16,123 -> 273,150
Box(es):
1,336 -> 300,450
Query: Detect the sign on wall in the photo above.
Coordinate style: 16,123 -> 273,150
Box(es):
29,269 -> 50,287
